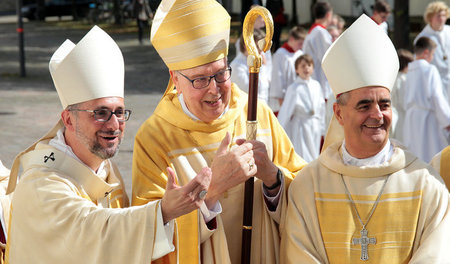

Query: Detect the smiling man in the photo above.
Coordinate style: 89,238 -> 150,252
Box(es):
5,26 -> 211,264
132,0 -> 306,263
281,15 -> 450,263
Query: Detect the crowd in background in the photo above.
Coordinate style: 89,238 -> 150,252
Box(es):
231,0 -> 450,163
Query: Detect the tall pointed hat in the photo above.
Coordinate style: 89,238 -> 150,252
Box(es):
150,0 -> 231,95
7,26 -> 125,194
321,14 -> 399,151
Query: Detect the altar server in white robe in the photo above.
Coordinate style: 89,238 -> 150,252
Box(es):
391,49 -> 413,143
269,26 -> 305,112
370,0 -> 391,34
231,29 -> 271,103
403,36 -> 450,163
303,1 -> 333,101
278,54 -> 325,162
5,26 -> 211,264
415,1 -> 450,102
281,14 -> 450,264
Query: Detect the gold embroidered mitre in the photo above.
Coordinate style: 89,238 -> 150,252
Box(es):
151,0 -> 231,71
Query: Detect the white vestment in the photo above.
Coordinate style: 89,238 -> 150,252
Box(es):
278,77 -> 325,162
303,26 -> 332,101
230,52 -> 271,103
6,122 -> 174,264
281,141 -> 450,263
403,59 -> 450,162
391,72 -> 407,143
269,46 -> 303,111
415,24 -> 450,102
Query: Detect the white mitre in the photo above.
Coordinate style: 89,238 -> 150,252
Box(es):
49,25 -> 124,109
321,14 -> 399,151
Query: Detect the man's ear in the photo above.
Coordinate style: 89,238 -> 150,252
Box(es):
333,103 -> 345,126
170,70 -> 182,94
61,109 -> 75,132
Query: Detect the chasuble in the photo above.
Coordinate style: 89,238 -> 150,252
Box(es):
132,84 -> 307,263
281,141 -> 450,263
6,122 -> 174,264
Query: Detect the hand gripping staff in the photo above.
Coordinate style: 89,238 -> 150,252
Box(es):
241,6 -> 274,264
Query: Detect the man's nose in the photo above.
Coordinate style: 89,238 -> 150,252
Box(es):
206,78 -> 220,94
103,113 -> 121,130
370,105 -> 383,119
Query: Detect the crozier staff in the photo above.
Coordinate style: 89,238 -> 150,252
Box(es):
241,6 -> 274,264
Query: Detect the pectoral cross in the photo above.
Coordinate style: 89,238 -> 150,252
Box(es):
352,227 -> 376,261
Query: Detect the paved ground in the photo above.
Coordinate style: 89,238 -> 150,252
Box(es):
0,15 -> 238,196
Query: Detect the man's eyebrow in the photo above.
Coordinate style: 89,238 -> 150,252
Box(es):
356,99 -> 373,107
379,98 -> 391,103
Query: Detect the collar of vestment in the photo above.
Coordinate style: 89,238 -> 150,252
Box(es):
49,127 -> 107,178
20,141 -> 120,201
154,83 -> 247,133
342,139 -> 393,167
281,42 -> 295,53
319,141 -> 416,178
308,23 -> 326,33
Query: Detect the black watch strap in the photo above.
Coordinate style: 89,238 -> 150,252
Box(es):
264,168 -> 282,190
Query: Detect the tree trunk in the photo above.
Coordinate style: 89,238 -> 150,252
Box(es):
113,0 -> 122,24
394,0 -> 410,49
71,0 -> 79,21
291,0 -> 297,24
36,0 -> 45,20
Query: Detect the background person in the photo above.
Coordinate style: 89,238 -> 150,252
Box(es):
415,1 -> 450,102
278,54 -> 325,162
403,36 -> 450,162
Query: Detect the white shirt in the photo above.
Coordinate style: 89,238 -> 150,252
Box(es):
342,139 -> 394,167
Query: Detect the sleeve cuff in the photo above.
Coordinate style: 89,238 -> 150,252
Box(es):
151,202 -> 175,260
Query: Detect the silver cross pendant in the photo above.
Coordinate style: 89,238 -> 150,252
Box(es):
352,227 -> 376,261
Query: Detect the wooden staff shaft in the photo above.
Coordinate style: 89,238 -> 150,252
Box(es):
241,72 -> 259,264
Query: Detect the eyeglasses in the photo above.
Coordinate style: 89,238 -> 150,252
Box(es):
177,67 -> 232,89
69,109 -> 132,122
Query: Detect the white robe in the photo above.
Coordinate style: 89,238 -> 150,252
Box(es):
302,26 -> 332,100
230,52 -> 271,103
391,72 -> 407,143
269,46 -> 303,111
415,24 -> 450,102
6,121 -> 175,263
278,77 -> 325,162
281,141 -> 450,263
403,59 -> 450,162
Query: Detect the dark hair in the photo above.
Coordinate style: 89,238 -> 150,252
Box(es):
397,49 -> 414,72
414,36 -> 437,55
295,54 -> 314,69
373,0 -> 391,13
289,26 -> 307,40
313,1 -> 332,20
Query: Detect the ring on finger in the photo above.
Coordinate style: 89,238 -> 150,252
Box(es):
198,190 -> 207,200
248,162 -> 254,171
